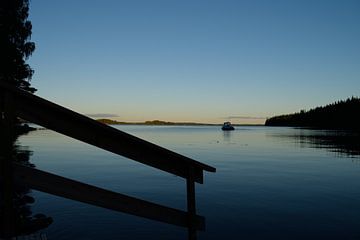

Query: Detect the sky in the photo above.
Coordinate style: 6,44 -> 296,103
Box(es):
28,0 -> 360,124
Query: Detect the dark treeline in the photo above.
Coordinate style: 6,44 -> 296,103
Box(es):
0,0 -> 36,93
1,0 -> 37,132
1,1 -> 52,238
265,97 -> 360,131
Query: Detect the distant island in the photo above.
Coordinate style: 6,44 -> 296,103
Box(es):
97,119 -> 219,126
96,119 -> 263,126
265,97 -> 360,131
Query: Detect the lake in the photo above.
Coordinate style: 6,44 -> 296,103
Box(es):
15,125 -> 360,239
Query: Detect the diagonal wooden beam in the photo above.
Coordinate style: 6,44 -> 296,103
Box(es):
12,163 -> 205,230
0,82 -> 215,184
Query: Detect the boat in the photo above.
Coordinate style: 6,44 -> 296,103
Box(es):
221,122 -> 235,131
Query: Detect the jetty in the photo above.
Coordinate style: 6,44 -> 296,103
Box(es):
0,82 -> 216,240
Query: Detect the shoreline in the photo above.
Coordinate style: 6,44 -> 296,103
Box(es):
96,119 -> 264,127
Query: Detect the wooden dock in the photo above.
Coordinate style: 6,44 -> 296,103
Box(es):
0,82 -> 216,240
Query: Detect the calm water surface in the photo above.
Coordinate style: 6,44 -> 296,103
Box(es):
17,126 -> 360,239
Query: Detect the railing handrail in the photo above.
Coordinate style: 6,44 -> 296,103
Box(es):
0,82 -> 216,183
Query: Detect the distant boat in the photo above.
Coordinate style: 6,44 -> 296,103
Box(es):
222,122 -> 235,131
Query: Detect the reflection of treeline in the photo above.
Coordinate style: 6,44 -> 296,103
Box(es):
12,144 -> 53,236
0,127 -> 52,238
284,132 -> 360,157
265,97 -> 360,131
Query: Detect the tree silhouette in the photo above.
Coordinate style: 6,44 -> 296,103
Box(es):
0,134 -> 53,238
0,0 -> 36,93
265,97 -> 360,131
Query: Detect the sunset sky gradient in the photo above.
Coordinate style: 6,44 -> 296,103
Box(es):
28,0 -> 360,124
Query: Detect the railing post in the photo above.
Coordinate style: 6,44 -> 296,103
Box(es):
0,90 -> 16,238
0,83 -> 216,237
187,167 -> 197,240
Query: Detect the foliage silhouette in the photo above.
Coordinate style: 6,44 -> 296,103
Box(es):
0,131 -> 53,238
0,0 -> 36,93
271,129 -> 360,157
265,97 -> 360,131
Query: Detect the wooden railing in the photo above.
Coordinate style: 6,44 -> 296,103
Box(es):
0,82 -> 216,239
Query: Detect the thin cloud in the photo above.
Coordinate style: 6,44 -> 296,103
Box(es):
86,113 -> 119,118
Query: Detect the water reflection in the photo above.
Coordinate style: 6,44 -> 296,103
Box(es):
2,129 -> 202,240
222,130 -> 232,142
272,128 -> 360,157
0,131 -> 53,239
12,125 -> 360,239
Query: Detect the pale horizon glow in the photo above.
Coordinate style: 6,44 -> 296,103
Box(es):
85,114 -> 267,125
28,1 -> 360,124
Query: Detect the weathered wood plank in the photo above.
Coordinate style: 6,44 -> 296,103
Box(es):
0,82 -> 215,184
12,163 -> 205,230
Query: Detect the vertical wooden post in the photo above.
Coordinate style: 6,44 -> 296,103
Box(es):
0,91 -> 16,238
187,167 -> 197,240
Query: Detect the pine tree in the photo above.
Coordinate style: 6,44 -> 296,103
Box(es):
0,0 -> 36,93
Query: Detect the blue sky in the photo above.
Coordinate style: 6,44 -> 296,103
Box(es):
28,0 -> 360,124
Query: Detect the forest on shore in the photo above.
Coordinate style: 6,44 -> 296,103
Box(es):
265,97 -> 360,131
